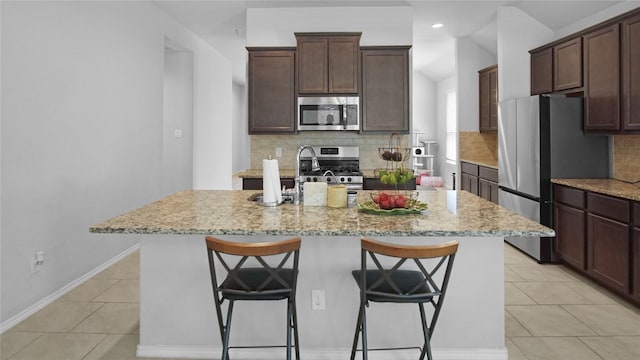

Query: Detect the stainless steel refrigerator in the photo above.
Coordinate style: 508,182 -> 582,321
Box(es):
498,95 -> 609,262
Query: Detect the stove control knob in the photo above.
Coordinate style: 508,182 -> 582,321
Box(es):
347,177 -> 352,182
313,177 -> 318,182
340,177 -> 345,183
327,177 -> 332,182
306,177 -> 311,182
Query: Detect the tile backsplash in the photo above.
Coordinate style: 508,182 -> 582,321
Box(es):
458,131 -> 498,166
250,133 -> 410,170
613,135 -> 640,182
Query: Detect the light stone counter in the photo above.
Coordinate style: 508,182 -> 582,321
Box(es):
90,189 -> 553,237
552,178 -> 640,202
91,189 -> 551,360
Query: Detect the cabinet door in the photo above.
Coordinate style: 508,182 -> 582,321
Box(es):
479,179 -> 498,203
248,50 -> 296,134
553,38 -> 583,91
361,48 -> 410,132
489,181 -> 499,204
584,24 -> 621,132
622,13 -> 640,132
587,213 -> 630,293
479,65 -> 498,132
328,36 -> 359,94
461,173 -> 479,195
633,227 -> 640,301
531,48 -> 553,95
297,37 -> 328,94
554,203 -> 586,269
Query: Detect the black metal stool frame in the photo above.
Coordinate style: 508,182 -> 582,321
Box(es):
350,237 -> 458,360
206,236 -> 301,360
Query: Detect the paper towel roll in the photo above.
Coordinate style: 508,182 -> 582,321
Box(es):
327,185 -> 348,208
262,159 -> 282,205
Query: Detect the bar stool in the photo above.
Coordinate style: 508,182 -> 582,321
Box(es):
205,236 -> 301,360
350,237 -> 458,360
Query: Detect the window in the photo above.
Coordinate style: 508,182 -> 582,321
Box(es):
445,90 -> 457,164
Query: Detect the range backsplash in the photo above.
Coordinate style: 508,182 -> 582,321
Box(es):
613,135 -> 640,183
458,131 -> 498,166
250,133 -> 410,171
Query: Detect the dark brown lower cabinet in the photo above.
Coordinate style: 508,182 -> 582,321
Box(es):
587,213 -> 630,294
363,178 -> 416,190
243,178 -> 294,190
634,228 -> 640,301
554,202 -> 586,269
461,173 -> 478,195
479,178 -> 499,204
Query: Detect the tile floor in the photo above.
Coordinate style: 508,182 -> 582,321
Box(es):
2,243 -> 640,359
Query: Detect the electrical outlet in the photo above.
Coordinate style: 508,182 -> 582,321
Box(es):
30,251 -> 44,275
275,147 -> 282,157
311,289 -> 325,310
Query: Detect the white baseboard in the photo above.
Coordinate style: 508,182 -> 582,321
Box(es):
137,345 -> 508,360
0,244 -> 140,333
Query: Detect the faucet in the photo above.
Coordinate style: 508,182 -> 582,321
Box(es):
294,145 -> 320,204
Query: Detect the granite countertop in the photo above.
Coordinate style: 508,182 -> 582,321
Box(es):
90,189 -> 553,237
460,159 -> 499,170
552,179 -> 640,202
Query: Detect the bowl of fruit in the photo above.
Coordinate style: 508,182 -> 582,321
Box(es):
357,191 -> 427,215
374,168 -> 414,186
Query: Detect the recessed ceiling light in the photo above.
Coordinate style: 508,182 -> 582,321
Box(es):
432,23 -> 444,29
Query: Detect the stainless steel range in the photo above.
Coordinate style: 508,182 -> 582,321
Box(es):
299,146 -> 363,190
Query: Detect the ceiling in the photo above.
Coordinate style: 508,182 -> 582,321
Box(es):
154,0 -> 623,83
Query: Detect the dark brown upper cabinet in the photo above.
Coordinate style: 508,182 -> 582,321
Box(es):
296,33 -> 360,94
584,24 -> 621,132
247,48 -> 296,134
529,7 -> 640,134
530,48 -> 553,95
530,37 -> 582,95
622,12 -> 640,132
479,65 -> 498,132
554,38 -> 583,91
360,46 -> 410,133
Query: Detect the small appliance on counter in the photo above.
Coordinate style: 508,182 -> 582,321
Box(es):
498,95 -> 609,262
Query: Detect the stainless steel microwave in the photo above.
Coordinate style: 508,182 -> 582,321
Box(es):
298,97 -> 359,131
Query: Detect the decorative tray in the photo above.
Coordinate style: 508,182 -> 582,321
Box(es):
357,200 -> 428,215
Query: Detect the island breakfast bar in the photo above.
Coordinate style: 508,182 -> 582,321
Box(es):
90,189 -> 554,360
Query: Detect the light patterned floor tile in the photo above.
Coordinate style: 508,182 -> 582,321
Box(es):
513,282 -> 591,305
70,303 -> 139,334
93,251 -> 139,280
507,263 -> 578,282
58,278 -> 118,302
92,279 -> 139,303
563,304 -> 640,335
562,281 -> 617,305
511,337 -> 603,360
10,302 -> 103,333
505,266 -> 525,281
505,283 -> 536,305
0,331 -> 43,359
580,336 -> 640,360
506,305 -> 596,336
506,338 -> 529,360
9,333 -> 106,360
506,311 -> 532,337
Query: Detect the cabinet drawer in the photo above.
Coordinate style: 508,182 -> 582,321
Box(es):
479,166 -> 498,182
461,162 -> 479,176
588,192 -> 630,222
554,185 -> 585,208
634,202 -> 640,227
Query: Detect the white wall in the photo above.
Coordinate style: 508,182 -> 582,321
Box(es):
1,1 -> 232,326
232,83 -> 250,173
556,1 -> 640,38
436,76 -> 457,188
163,48 -> 194,196
456,37 -> 497,132
411,71 -> 437,140
497,7 -> 554,101
246,7 -> 413,46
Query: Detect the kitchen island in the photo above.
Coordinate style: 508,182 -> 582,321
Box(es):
91,189 -> 553,360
